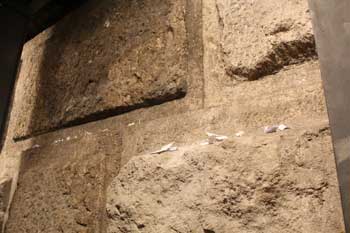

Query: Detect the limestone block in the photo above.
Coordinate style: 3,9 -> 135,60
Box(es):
13,0 -> 188,139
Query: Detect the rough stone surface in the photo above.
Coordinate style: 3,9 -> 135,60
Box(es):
5,130 -> 121,233
12,0 -> 188,139
0,178 -> 11,232
0,0 -> 346,232
107,126 -> 343,233
216,0 -> 316,80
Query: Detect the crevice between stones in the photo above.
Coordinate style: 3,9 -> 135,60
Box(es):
13,87 -> 187,141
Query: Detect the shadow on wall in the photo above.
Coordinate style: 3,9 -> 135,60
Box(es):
5,0 -> 192,232
19,0 -> 187,140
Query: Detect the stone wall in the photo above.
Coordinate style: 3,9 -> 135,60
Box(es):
0,0 -> 346,232
3,0 -> 204,232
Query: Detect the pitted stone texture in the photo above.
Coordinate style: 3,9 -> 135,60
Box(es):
0,178 -> 11,232
6,130 -> 121,233
13,0 -> 188,139
107,128 -> 343,233
217,0 -> 316,80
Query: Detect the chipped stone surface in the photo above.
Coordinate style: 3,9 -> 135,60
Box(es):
12,0 -> 188,139
216,0 -> 316,80
107,127 -> 343,233
5,130 -> 121,233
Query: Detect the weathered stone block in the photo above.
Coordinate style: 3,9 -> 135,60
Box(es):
216,0 -> 316,80
107,127 -> 343,233
13,0 -> 188,139
6,130 -> 121,233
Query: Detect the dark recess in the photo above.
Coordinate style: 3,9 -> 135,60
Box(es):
0,0 -> 89,41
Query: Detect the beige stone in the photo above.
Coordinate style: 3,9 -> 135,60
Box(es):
12,0 -> 188,139
5,129 -> 121,233
216,0 -> 316,80
107,126 -> 343,233
0,0 -> 346,232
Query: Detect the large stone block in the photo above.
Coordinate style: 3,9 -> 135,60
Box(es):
6,129 -> 121,233
107,127 -> 343,233
216,0 -> 316,80
13,0 -> 189,139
